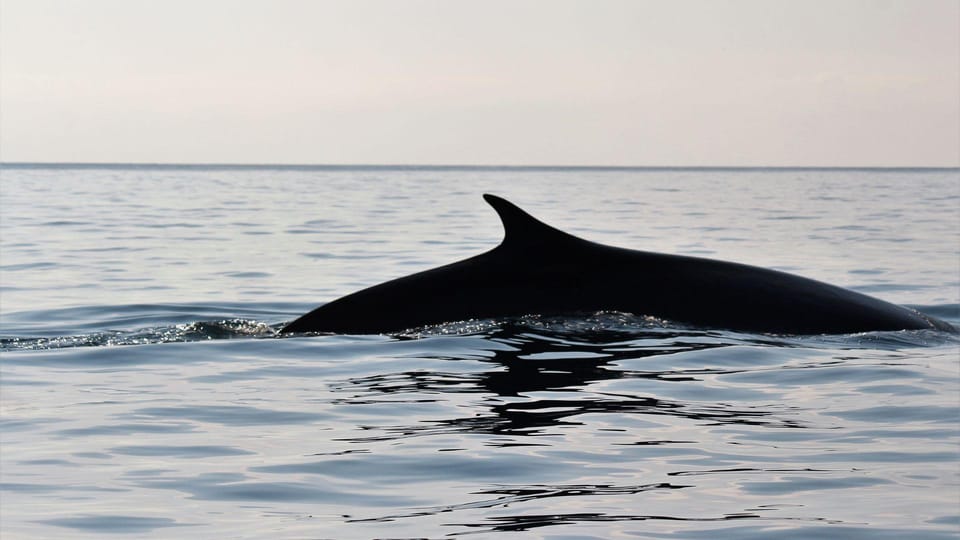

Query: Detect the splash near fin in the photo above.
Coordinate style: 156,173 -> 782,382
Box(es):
482,194 -> 581,250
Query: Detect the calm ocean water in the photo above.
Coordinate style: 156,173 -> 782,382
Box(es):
1,164 -> 958,539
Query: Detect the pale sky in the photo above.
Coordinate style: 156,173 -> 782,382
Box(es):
1,0 -> 958,166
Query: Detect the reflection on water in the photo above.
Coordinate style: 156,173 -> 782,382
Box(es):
2,305 -> 959,538
334,324 -> 811,446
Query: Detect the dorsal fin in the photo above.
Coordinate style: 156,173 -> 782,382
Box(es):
482,194 -> 582,250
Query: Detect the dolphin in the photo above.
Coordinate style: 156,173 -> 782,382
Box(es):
280,194 -> 953,335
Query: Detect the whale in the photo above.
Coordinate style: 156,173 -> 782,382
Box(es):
280,194 -> 954,336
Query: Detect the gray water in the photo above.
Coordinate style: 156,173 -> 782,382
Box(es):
1,164 -> 958,539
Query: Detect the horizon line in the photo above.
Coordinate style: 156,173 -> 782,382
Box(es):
2,161 -> 958,171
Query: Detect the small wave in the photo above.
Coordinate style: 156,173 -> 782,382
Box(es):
4,306 -> 957,352
806,328 -> 960,350
0,319 -> 279,351
401,312 -> 674,337
395,311 -> 960,349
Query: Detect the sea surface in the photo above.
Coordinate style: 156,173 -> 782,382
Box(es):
1,164 -> 958,539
